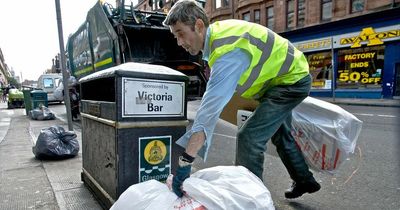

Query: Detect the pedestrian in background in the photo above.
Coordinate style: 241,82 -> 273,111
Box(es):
2,86 -> 9,103
164,0 -> 320,199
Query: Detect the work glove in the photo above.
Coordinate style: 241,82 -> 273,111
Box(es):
172,152 -> 195,197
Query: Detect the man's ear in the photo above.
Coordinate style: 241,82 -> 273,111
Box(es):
195,19 -> 204,33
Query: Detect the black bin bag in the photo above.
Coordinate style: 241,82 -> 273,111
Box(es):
33,125 -> 79,160
30,107 -> 55,120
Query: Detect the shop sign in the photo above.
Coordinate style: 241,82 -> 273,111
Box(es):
139,135 -> 171,183
293,38 -> 332,53
337,25 -> 400,48
122,78 -> 185,118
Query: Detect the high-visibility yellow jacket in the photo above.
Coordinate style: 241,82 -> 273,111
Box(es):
208,19 -> 309,99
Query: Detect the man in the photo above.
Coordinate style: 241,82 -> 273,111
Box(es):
164,0 -> 321,199
2,85 -> 10,103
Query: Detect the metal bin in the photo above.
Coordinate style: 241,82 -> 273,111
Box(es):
79,62 -> 189,209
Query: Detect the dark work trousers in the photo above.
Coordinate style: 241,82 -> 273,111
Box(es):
236,74 -> 314,183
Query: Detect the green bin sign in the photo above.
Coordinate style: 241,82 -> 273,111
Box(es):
139,135 -> 171,183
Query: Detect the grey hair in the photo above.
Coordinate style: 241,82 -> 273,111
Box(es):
163,0 -> 209,30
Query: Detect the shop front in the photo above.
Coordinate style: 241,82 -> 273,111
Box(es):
284,10 -> 400,99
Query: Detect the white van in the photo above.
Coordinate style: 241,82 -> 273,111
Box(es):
37,74 -> 63,103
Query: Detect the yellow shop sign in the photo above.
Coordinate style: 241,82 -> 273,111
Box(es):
340,27 -> 400,48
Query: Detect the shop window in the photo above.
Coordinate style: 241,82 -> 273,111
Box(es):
337,45 -> 384,89
286,0 -> 295,29
321,0 -> 332,21
394,63 -> 400,97
266,6 -> 274,29
306,51 -> 332,89
297,0 -> 305,27
243,12 -> 250,22
254,10 -> 260,24
351,0 -> 364,13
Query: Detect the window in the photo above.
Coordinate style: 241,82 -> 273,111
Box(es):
286,0 -> 295,29
351,0 -> 364,13
337,45 -> 384,89
43,78 -> 54,89
254,10 -> 260,24
215,0 -> 229,9
223,0 -> 229,7
243,12 -> 250,22
72,24 -> 92,69
297,0 -> 305,27
306,51 -> 332,89
54,78 -> 61,88
216,0 -> 221,9
266,6 -> 274,29
321,0 -> 332,21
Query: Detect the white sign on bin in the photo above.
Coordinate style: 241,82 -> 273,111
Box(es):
122,78 -> 185,118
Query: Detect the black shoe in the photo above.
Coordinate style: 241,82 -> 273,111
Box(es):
285,180 -> 321,199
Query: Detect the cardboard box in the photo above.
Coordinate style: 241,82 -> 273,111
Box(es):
220,93 -> 259,125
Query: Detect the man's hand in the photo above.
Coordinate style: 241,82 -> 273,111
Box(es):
172,153 -> 195,197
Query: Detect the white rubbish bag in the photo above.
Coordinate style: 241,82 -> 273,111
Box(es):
184,166 -> 275,210
53,83 -> 64,101
110,179 -> 205,210
237,97 -> 363,174
291,97 -> 362,173
110,166 -> 274,210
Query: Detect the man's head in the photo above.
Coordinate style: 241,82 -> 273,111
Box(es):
163,0 -> 209,55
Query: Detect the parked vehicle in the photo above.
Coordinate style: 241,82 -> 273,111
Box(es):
66,1 -> 207,102
37,74 -> 63,103
7,88 -> 24,109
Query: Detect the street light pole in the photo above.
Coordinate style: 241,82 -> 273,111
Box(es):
55,0 -> 73,131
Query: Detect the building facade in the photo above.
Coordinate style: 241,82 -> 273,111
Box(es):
137,0 -> 400,99
284,7 -> 400,99
0,48 -> 10,88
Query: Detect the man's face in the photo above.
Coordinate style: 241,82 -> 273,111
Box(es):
170,20 -> 203,55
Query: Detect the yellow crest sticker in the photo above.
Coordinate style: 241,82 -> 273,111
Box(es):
144,140 -> 167,165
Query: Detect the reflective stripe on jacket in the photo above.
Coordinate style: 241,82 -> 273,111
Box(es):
208,19 -> 309,99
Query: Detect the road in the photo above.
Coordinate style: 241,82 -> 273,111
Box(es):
3,101 -> 399,209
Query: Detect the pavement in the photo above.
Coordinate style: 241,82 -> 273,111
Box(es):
315,97 -> 400,107
0,102 -> 101,210
0,97 -> 399,210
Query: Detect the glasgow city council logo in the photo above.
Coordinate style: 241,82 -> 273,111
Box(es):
139,136 -> 171,182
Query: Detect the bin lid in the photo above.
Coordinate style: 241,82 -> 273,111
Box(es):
31,90 -> 47,94
79,62 -> 188,83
